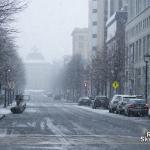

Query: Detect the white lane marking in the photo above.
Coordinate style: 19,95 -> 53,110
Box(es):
45,117 -> 70,145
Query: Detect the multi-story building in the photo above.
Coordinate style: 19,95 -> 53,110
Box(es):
97,0 -> 108,53
24,51 -> 51,91
106,11 -> 127,98
107,0 -> 128,19
88,0 -> 99,58
125,1 -> 150,102
88,0 -> 127,96
72,28 -> 90,64
72,28 -> 90,97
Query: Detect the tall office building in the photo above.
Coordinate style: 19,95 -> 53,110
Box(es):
97,0 -> 108,53
89,0 -> 127,58
88,0 -> 99,59
125,1 -> 150,101
72,28 -> 90,64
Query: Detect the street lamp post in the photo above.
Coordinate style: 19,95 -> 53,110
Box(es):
144,53 -> 150,104
4,68 -> 11,108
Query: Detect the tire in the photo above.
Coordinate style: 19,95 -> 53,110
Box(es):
111,109 -> 114,113
116,110 -> 119,114
127,110 -> 131,117
109,108 -> 112,113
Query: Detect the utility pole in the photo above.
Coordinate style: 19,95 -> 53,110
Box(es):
4,68 -> 11,107
4,69 -> 8,108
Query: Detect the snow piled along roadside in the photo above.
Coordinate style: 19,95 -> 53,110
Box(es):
0,109 -> 11,115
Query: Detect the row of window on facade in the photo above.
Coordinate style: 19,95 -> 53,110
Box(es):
127,34 -> 150,63
125,66 -> 149,95
127,15 -> 150,39
135,0 -> 150,14
129,0 -> 150,19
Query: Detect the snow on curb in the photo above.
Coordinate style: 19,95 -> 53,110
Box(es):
0,108 -> 11,115
0,115 -> 5,120
74,105 -> 150,123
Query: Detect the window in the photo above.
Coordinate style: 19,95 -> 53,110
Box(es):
139,39 -> 141,60
147,35 -> 150,52
92,34 -> 97,38
92,9 -> 97,13
143,36 -> 147,55
119,0 -> 123,10
135,41 -> 139,61
92,46 -> 97,51
92,21 -> 97,26
110,0 -> 114,16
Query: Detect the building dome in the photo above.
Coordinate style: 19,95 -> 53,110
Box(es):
26,50 -> 45,61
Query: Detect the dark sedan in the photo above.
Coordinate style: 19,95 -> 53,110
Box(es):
78,97 -> 91,106
124,99 -> 149,117
92,96 -> 109,109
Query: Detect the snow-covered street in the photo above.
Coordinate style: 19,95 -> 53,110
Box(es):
0,95 -> 150,150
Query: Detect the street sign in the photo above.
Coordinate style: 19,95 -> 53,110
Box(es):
112,81 -> 119,89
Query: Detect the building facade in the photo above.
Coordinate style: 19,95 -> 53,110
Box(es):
97,0 -> 108,53
125,1 -> 150,103
107,0 -> 128,19
72,28 -> 90,64
24,51 -> 51,91
88,0 -> 99,58
106,11 -> 127,98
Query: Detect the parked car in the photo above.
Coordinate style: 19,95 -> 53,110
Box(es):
116,96 -> 138,114
92,96 -> 109,109
54,95 -> 62,100
109,95 -> 137,113
47,93 -> 53,97
78,97 -> 91,106
89,96 -> 95,101
124,99 -> 149,117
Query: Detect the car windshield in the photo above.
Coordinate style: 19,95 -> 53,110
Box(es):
96,97 -> 107,100
123,97 -> 136,102
128,99 -> 146,104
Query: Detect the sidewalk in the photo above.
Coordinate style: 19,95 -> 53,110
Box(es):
0,102 -> 16,120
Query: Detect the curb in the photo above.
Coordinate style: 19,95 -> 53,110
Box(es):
0,115 -> 5,120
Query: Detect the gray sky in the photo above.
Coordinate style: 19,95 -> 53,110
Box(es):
16,0 -> 88,62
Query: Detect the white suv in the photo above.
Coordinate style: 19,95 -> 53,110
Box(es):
109,95 -> 137,113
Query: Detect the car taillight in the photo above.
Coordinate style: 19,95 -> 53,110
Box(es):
128,104 -> 135,108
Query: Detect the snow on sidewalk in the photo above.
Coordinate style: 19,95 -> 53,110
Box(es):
0,102 -> 16,117
74,105 -> 150,123
0,108 -> 11,115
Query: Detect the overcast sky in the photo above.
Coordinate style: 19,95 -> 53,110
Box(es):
15,0 -> 88,62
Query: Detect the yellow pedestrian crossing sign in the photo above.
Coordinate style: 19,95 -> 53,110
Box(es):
112,81 -> 119,89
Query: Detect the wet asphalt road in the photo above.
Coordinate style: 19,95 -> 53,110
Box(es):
0,95 -> 150,150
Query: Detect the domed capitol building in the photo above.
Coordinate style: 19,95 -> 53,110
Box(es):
24,50 -> 51,91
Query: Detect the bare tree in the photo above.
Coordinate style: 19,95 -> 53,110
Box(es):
0,0 -> 27,106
